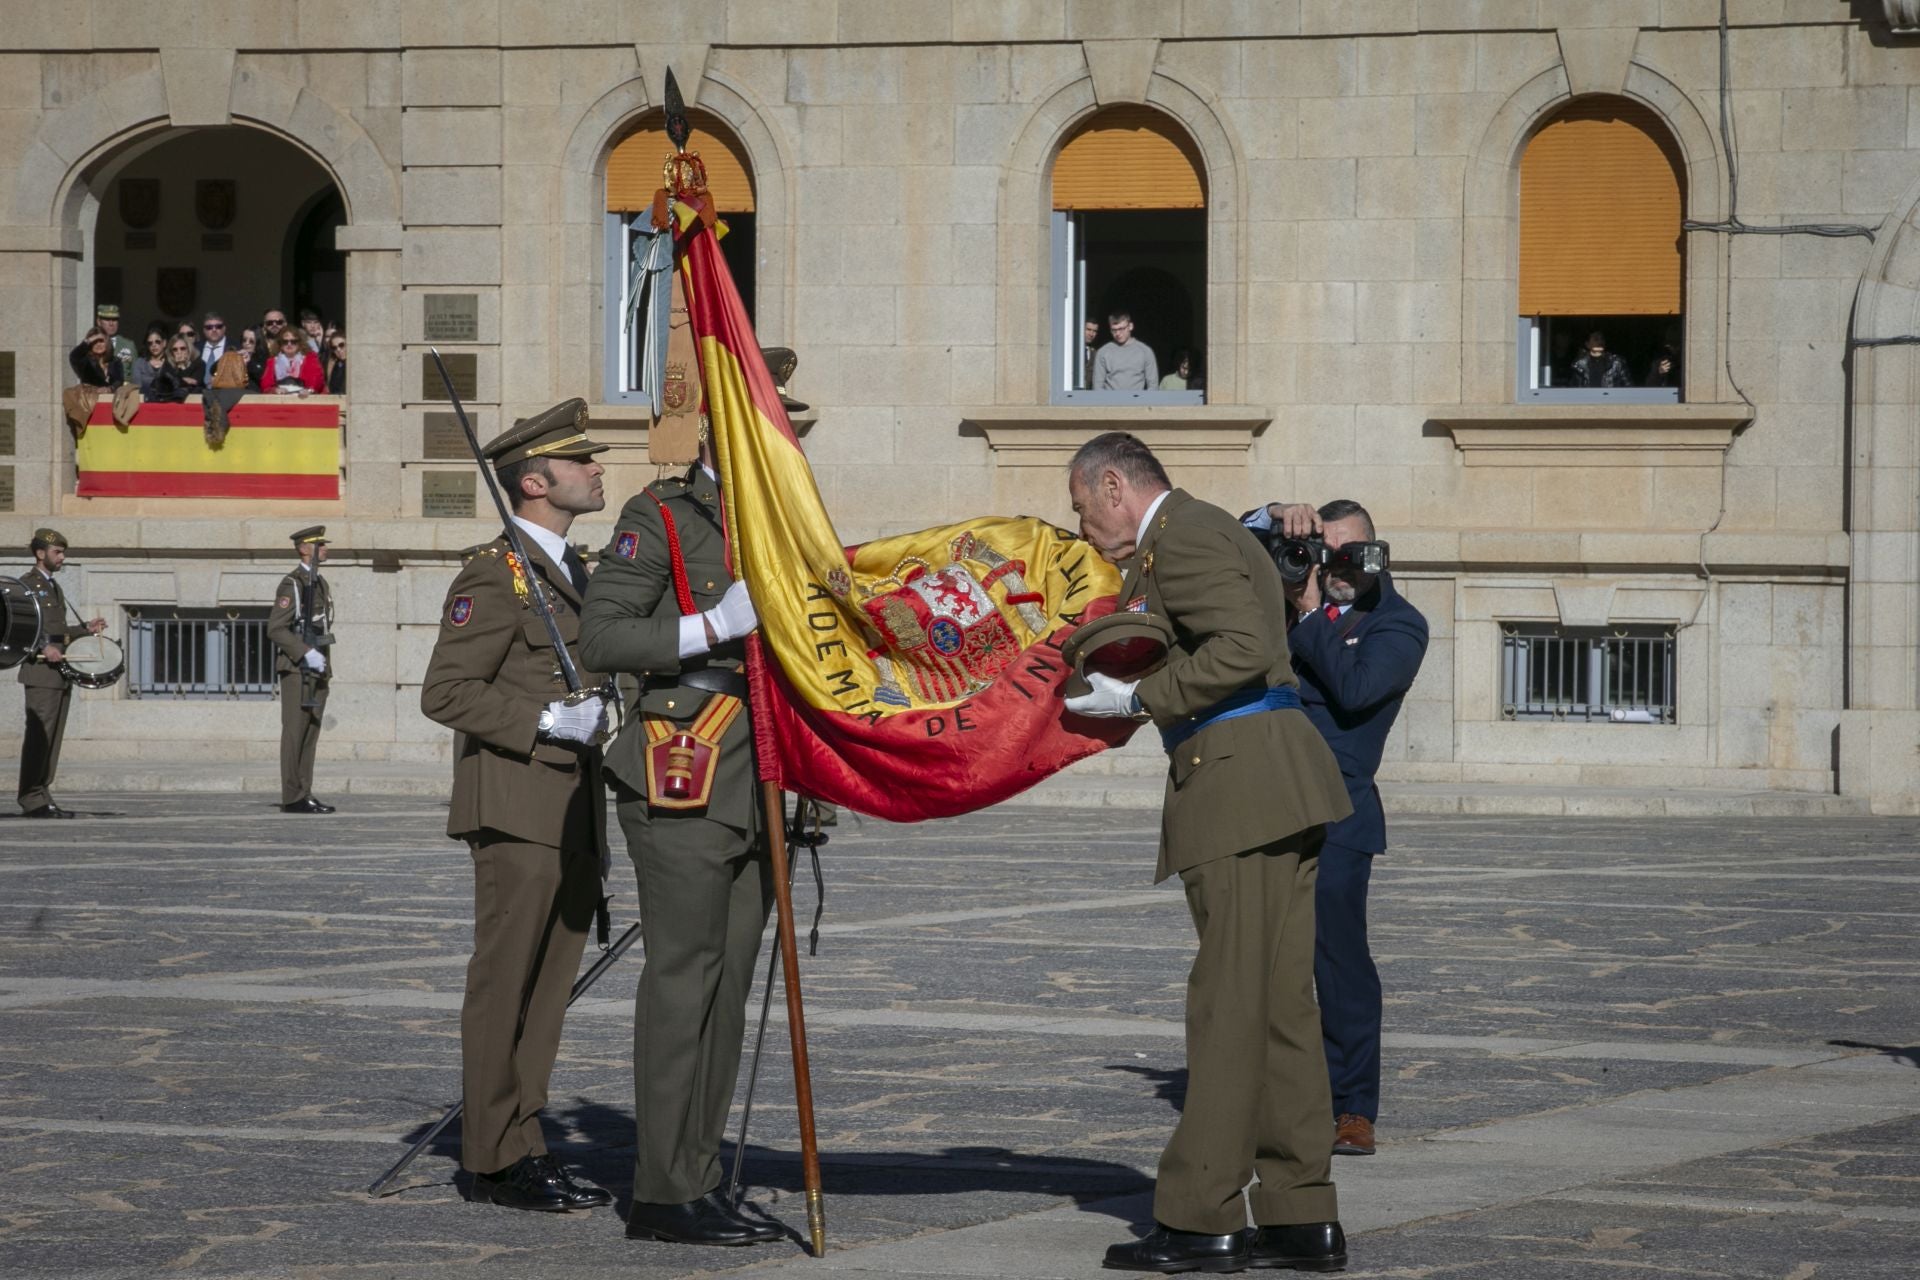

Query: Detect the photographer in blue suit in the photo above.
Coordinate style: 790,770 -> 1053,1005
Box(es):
1245,498 -> 1428,1158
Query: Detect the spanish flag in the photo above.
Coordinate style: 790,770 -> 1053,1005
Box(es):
77,400 -> 341,500
678,214 -> 1134,821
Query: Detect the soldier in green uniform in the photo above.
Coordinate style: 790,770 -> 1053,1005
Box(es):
1064,433 -> 1355,1275
421,400 -> 614,1214
15,529 -> 105,819
578,440 -> 781,1248
266,527 -> 335,813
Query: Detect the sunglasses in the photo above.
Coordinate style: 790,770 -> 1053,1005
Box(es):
205,322 -> 225,331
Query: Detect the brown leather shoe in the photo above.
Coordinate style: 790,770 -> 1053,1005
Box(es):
1332,1114 -> 1375,1156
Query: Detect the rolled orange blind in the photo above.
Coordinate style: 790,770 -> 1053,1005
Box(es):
1519,97 -> 1684,315
607,113 -> 755,214
1052,105 -> 1206,211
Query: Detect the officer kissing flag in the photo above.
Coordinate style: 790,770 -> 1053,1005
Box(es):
671,202 -> 1135,820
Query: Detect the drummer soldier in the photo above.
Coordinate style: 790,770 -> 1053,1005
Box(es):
16,529 -> 105,819
266,526 -> 335,814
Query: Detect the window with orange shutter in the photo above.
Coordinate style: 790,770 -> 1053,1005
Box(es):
1050,108 -> 1208,405
1516,97 -> 1686,403
603,112 -> 758,405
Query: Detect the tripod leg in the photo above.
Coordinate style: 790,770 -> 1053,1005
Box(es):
725,944 -> 783,1208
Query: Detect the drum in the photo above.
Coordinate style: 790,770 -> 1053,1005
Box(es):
58,633 -> 126,690
0,576 -> 46,671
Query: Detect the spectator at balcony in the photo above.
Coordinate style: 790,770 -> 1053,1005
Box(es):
249,309 -> 291,387
1570,330 -> 1632,389
146,336 -> 207,403
1092,311 -> 1159,391
1643,343 -> 1680,389
68,328 -> 124,388
96,304 -> 137,369
263,327 -> 325,394
298,307 -> 326,354
323,332 -> 347,394
1080,317 -> 1101,389
131,325 -> 169,396
198,312 -> 232,375
1159,349 -> 1193,391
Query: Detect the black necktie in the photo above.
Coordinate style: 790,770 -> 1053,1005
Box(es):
561,546 -> 589,597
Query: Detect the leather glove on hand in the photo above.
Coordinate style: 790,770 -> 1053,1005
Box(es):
539,696 -> 607,745
301,649 -> 327,675
704,580 -> 759,644
1064,671 -> 1142,719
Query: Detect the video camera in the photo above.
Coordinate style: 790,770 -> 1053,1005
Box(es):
1259,532 -> 1391,587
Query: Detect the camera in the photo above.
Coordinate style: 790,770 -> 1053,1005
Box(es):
1259,532 -> 1391,586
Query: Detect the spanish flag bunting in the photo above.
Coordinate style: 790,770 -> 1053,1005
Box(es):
77,400 -> 341,500
676,208 -> 1137,821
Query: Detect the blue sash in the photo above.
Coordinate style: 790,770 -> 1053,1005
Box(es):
1160,685 -> 1301,753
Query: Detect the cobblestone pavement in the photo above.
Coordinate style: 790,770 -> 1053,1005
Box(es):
0,796 -> 1915,1279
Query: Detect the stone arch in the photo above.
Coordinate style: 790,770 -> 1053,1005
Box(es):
995,65 -> 1246,404
1461,59 -> 1725,404
556,68 -> 792,402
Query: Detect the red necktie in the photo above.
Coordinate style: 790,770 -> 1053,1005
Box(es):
1324,603 -> 1340,623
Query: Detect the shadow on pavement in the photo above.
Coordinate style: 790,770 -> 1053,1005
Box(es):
1828,1037 -> 1920,1067
1104,1062 -> 1187,1113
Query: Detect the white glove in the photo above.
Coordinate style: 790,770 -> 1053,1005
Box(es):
1065,671 -> 1142,719
301,649 -> 327,675
538,696 -> 607,745
703,580 -> 758,644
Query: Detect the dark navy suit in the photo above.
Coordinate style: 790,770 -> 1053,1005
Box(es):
1288,571 -> 1427,1123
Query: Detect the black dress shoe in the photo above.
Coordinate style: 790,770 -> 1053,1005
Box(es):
470,1155 -> 570,1212
280,797 -> 335,814
531,1154 -> 611,1209
1104,1224 -> 1252,1273
626,1193 -> 779,1245
1249,1222 -> 1346,1271
22,804 -> 76,819
701,1189 -> 782,1238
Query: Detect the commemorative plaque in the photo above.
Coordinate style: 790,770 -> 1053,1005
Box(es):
421,470 -> 476,519
0,409 -> 15,455
421,352 -> 478,402
0,352 -> 13,399
422,411 -> 473,460
0,466 -> 14,513
422,294 -> 480,344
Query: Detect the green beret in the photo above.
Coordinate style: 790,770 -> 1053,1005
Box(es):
30,527 -> 68,550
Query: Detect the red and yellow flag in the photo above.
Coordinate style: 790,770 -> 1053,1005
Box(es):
677,213 -> 1133,821
77,400 -> 341,500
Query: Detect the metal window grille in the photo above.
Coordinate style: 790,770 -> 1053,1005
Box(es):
1500,624 -> 1677,724
126,608 -> 277,699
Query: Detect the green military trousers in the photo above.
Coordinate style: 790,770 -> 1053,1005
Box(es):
278,671 -> 326,805
459,823 -> 600,1174
17,682 -> 71,811
619,795 -> 772,1206
1154,827 -> 1339,1235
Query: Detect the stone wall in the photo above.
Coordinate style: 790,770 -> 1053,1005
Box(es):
0,2 -> 1914,810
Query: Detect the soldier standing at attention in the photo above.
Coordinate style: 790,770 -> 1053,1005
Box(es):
16,529 -> 105,819
1064,432 -> 1354,1275
578,435 -> 781,1248
266,527 -> 335,814
421,400 -> 614,1214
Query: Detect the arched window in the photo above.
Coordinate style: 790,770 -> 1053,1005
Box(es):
1517,96 -> 1686,402
604,110 -> 756,405
1050,106 -> 1206,404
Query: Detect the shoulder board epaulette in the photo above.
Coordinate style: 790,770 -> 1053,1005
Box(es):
460,543 -> 505,563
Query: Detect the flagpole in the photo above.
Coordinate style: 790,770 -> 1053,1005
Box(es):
760,778 -> 827,1256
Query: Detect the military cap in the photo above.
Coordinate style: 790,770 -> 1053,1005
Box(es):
291,525 -> 328,545
760,347 -> 809,413
29,527 -> 68,550
484,398 -> 610,467
95,303 -> 120,319
1061,610 -> 1175,697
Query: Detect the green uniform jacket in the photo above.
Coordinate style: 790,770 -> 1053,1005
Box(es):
1124,489 -> 1353,882
579,471 -> 756,832
266,568 -> 332,678
16,569 -> 72,690
421,535 -> 609,858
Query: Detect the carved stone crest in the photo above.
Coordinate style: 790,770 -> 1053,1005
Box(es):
196,179 -> 237,230
118,179 -> 160,230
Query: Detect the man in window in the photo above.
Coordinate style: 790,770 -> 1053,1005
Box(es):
1571,330 -> 1632,388
1244,498 -> 1428,1160
1092,311 -> 1159,391
1080,317 -> 1101,389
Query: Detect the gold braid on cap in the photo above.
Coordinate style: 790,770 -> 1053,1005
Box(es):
525,433 -> 589,459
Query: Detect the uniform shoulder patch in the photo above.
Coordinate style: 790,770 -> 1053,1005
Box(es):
449,595 -> 474,627
276,595 -> 292,608
615,530 -> 640,559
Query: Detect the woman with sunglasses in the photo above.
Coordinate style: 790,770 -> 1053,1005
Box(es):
323,332 -> 346,394
132,324 -> 169,396
67,327 -> 125,388
146,335 -> 207,403
262,326 -> 326,395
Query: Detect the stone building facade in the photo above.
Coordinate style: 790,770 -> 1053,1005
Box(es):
0,1 -> 1915,812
